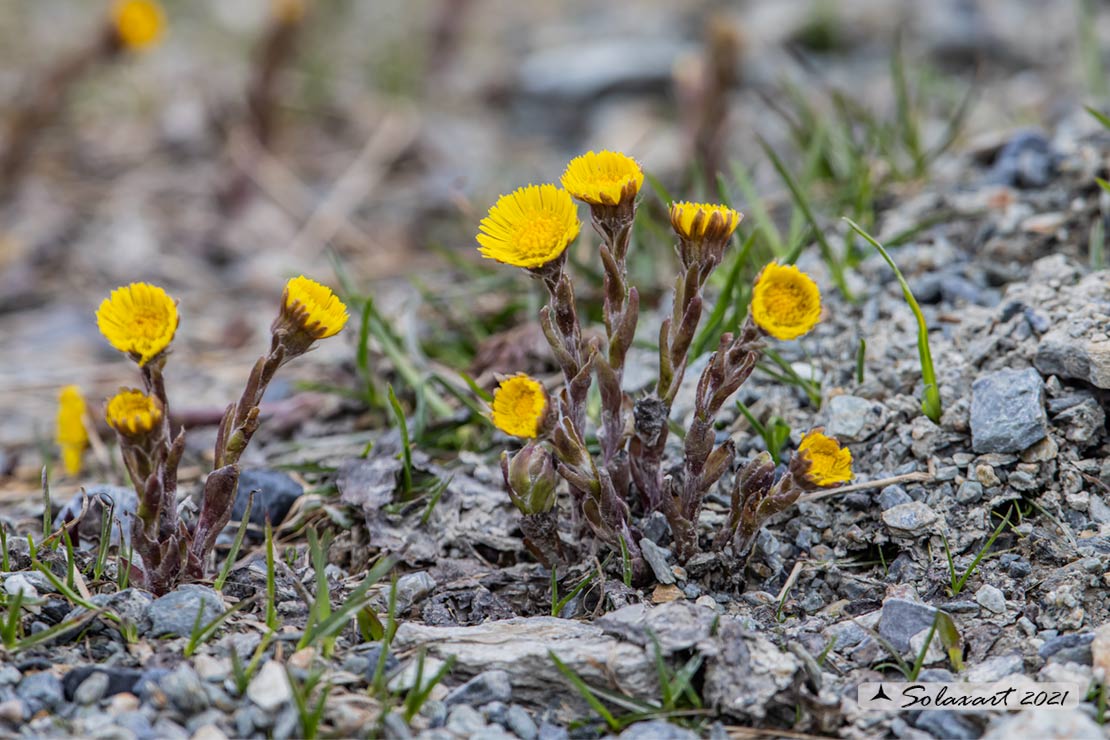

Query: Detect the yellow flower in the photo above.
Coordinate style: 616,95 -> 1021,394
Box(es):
280,276 -> 349,340
105,388 -> 163,438
112,0 -> 164,51
797,429 -> 852,487
96,282 -> 179,367
751,263 -> 821,340
273,0 -> 306,24
56,386 -> 89,476
477,185 -> 581,270
669,201 -> 742,243
491,375 -> 548,438
560,151 -> 644,207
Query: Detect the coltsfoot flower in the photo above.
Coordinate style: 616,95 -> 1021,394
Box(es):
491,374 -> 549,438
106,388 -> 163,438
477,185 -> 581,270
503,443 -> 557,515
560,151 -> 644,207
111,0 -> 164,51
281,276 -> 349,337
56,386 -> 88,476
96,282 -> 179,367
796,428 -> 852,487
670,201 -> 742,271
751,262 -> 821,340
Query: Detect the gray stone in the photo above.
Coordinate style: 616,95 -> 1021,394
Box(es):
160,664 -> 209,715
16,672 -> 63,714
970,368 -> 1047,453
445,704 -> 488,736
247,661 -> 290,712
0,665 -> 21,686
825,395 -> 888,442
878,599 -> 937,653
444,670 -> 511,707
392,616 -> 655,719
966,654 -> 1023,682
1035,330 -> 1110,390
1052,397 -> 1106,445
1090,495 -> 1110,525
975,585 -> 1006,614
915,711 -> 980,740
74,671 -> 110,705
619,719 -> 700,739
701,618 -> 799,720
1038,633 -> 1094,665
504,705 -> 538,740
62,667 -> 143,701
955,481 -> 983,503
146,585 -> 223,638
596,602 -> 716,655
638,538 -> 675,585
393,571 -> 436,612
381,711 -> 413,739
981,708 -> 1103,740
881,502 -> 939,535
640,511 -> 671,545
878,485 -> 913,510
233,468 -> 304,526
537,722 -> 569,740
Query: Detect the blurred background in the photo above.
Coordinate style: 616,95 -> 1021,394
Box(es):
0,0 -> 1107,483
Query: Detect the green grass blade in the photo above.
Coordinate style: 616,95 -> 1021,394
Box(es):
844,218 -> 941,422
549,650 -> 620,731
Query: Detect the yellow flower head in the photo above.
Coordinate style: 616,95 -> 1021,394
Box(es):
797,428 -> 852,487
751,263 -> 821,341
491,375 -> 549,438
273,0 -> 306,24
96,282 -> 179,367
56,386 -> 89,476
111,0 -> 164,51
279,276 -> 349,340
477,185 -> 581,270
670,201 -> 742,243
560,151 -> 644,207
105,388 -> 163,438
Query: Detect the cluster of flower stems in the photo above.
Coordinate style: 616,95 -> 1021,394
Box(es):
489,152 -> 847,580
87,278 -> 347,595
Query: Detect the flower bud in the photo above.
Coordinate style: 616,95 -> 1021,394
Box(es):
501,444 -> 557,515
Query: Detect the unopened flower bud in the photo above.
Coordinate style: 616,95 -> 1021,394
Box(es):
501,444 -> 557,515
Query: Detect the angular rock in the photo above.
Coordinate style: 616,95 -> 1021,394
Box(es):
1038,633 -> 1094,665
878,599 -> 937,653
975,585 -> 1006,614
233,468 -> 304,526
596,602 -> 717,655
444,670 -> 511,707
247,661 -> 290,713
146,585 -> 223,638
970,368 -> 1047,453
16,672 -> 63,715
881,502 -> 939,536
392,616 -> 655,719
638,538 -> 675,585
1036,330 -> 1110,390
702,618 -> 798,719
825,395 -> 888,443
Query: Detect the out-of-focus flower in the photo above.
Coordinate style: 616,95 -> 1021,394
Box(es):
105,388 -> 163,439
277,275 -> 349,341
96,282 -> 179,367
751,262 -> 821,340
491,374 -> 549,438
477,185 -> 581,270
56,385 -> 88,476
669,201 -> 742,271
111,0 -> 164,51
560,151 -> 644,207
273,0 -> 306,24
796,428 -> 851,487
